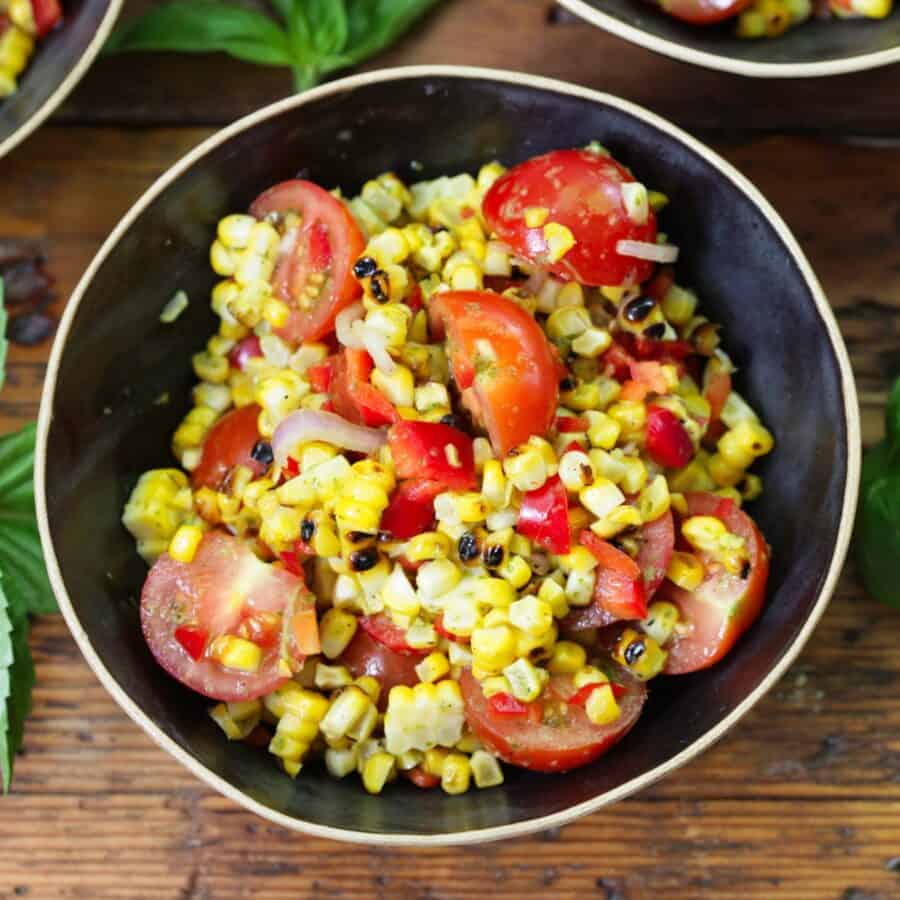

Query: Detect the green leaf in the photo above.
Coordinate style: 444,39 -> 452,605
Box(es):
0,424 -> 56,617
3,610 -> 33,793
0,577 -> 11,792
106,1 -> 294,68
886,377 -> 900,455
307,0 -> 350,57
0,278 -> 7,393
856,444 -> 900,608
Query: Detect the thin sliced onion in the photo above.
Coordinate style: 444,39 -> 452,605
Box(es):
362,327 -> 396,375
336,302 -> 366,349
272,409 -> 387,465
616,240 -> 679,264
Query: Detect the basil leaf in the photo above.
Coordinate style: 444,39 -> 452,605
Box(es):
307,0 -> 349,57
0,578 -> 11,791
0,279 -> 7,393
332,0 -> 440,69
0,424 -> 56,617
0,576 -> 33,794
856,446 -> 900,609
106,1 -> 294,68
885,377 -> 900,456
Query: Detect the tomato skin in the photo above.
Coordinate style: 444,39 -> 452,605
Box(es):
329,348 -> 399,427
358,614 -> 428,656
429,291 -> 558,456
461,669 -> 646,773
660,493 -> 769,674
340,628 -> 421,707
387,421 -> 477,491
517,475 -> 571,555
482,149 -> 658,287
249,180 -> 365,343
645,406 -> 695,469
30,0 -> 62,36
380,480 -> 444,540
227,335 -> 262,371
191,405 -> 267,491
656,0 -> 753,24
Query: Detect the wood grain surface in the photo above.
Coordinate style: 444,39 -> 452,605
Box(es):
2,0 -> 900,896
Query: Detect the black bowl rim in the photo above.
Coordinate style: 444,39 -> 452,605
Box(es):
0,0 -> 124,160
560,0 -> 900,76
34,65 -> 861,846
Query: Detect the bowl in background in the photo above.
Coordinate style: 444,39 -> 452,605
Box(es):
35,66 -> 859,844
560,0 -> 900,76
0,0 -> 123,159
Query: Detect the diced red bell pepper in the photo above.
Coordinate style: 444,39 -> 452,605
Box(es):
379,480 -> 445,540
580,531 -> 648,620
517,475 -> 570,555
358,614 -> 428,656
284,456 -> 300,478
645,405 -> 694,469
488,692 -> 543,723
568,681 -> 627,706
555,415 -> 589,433
307,357 -> 336,394
387,421 -> 477,490
406,282 -> 424,314
30,0 -> 62,37
600,341 -> 637,382
174,625 -> 207,662
228,335 -> 262,371
330,347 -> 399,428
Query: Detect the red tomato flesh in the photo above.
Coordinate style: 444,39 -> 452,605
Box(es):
659,493 -> 769,674
387,421 -> 477,490
329,347 -> 399,427
517,475 -> 570,555
380,480 -> 444,540
482,149 -> 658,287
249,180 -> 365,343
358,614 -> 428,656
461,669 -> 646,773
645,405 -> 695,469
340,628 -> 421,708
191,404 -> 267,491
141,531 -> 313,701
30,0 -> 62,36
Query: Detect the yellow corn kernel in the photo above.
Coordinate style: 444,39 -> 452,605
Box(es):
480,675 -> 512,698
708,453 -> 744,488
741,473 -> 763,502
719,421 -> 775,470
503,658 -> 547,703
581,411 -> 620,451
548,640 -> 587,675
424,747 -> 449,778
471,625 -> 518,673
434,492 -> 488,525
192,351 -> 229,384
557,545 -> 597,576
608,400 -> 647,436
565,569 -> 595,607
585,684 -> 621,726
415,651 -> 451,684
538,577 -> 569,618
666,551 -> 705,591
620,457 -> 648,495
210,636 -> 262,673
471,750 -> 504,788
481,460 -> 507,509
325,746 -> 359,778
320,686 -> 372,743
639,475 -> 671,523
319,608 -> 358,659
524,206 -> 549,228
333,497 -> 382,535
508,596 -> 553,637
362,751 -> 396,795
382,564 -> 420,618
613,628 -> 668,681
572,328 -> 613,358
441,752 -> 472,795
351,459 -> 396,494
498,555 -> 532,590
314,663 -> 353,691
407,531 -> 452,563
503,446 -> 548,492
642,601 -> 680,646
560,380 -> 604,412
682,515 -> 747,574
167,524 -> 204,563
353,676 -> 381,705
543,222 -> 576,263
546,305 -> 592,341
210,240 -> 236,276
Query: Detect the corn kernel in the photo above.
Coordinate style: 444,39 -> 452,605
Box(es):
548,640 -> 587,674
415,651 -> 451,683
314,663 -> 353,691
471,625 -> 518,672
441,752 -> 472,795
508,595 -> 553,637
543,222 -> 576,263
320,686 -> 372,743
210,636 -> 262,673
585,684 -> 621,726
524,206 -> 550,228
407,531 -> 452,562
579,479 -> 625,519
319,608 -> 358,659
503,658 -> 547,703
471,750 -> 504,788
666,551 -> 705,592
639,475 -> 671,522
503,446 -> 548,492
613,628 -> 667,680
168,524 -> 204,563
362,751 -> 396,795
642,601 -> 680,646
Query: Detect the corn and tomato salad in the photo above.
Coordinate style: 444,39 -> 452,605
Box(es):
0,0 -> 62,97
124,144 -> 774,794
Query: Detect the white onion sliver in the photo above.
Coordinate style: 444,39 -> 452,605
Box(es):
336,302 -> 366,349
616,239 -> 679,264
272,409 -> 387,465
362,327 -> 396,375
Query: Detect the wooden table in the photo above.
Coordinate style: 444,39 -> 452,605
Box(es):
2,1 -> 899,897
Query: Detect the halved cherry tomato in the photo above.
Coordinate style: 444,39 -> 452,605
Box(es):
141,531 -> 314,701
249,180 -> 365,343
429,290 -> 558,455
358,614 -> 428,656
645,405 -> 695,469
307,357 -> 336,394
30,0 -> 62,36
380,480 -> 444,540
482,149 -> 658,287
227,335 -> 262,371
517,475 -> 570,555
329,347 -> 399,427
387,421 -> 477,490
191,404 -> 268,491
340,628 -> 421,707
659,493 -> 769,674
461,669 -> 646,773
655,0 -> 753,24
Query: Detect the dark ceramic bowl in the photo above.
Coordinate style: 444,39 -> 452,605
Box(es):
36,66 -> 859,844
0,0 -> 122,158
561,0 -> 900,76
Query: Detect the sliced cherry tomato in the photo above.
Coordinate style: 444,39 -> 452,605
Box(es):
655,0 -> 753,24
659,492 -> 769,674
387,421 -> 477,491
249,180 -> 365,343
429,290 -> 558,456
461,669 -> 646,773
227,335 -> 262,371
358,614 -> 428,656
191,405 -> 267,491
141,531 -> 314,701
30,0 -> 62,36
340,628 -> 421,707
329,347 -> 399,427
307,357 -> 336,394
517,475 -> 570,555
406,765 -> 440,789
482,149 -> 658,287
380,480 -> 444,540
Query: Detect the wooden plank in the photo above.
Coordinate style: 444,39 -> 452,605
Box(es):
55,0 -> 900,136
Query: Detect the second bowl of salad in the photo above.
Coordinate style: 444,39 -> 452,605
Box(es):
36,66 -> 859,843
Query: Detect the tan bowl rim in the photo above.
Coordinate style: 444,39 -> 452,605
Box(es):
559,0 -> 900,77
0,0 -> 124,160
34,64 -> 861,846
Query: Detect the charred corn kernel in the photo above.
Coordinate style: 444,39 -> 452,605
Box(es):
503,446 -> 548,492
382,565 -> 420,618
620,457 -> 648,495
708,453 -> 744,488
639,476 -> 671,522
666,551 -> 705,591
384,681 -> 465,755
406,531 -> 451,563
613,628 -> 668,680
642,601 -> 680,646
508,595 -> 553,637
417,559 -> 462,604
503,658 -> 547,703
498,555 -> 532,589
585,684 -> 621,726
548,640 -> 587,674
424,747 -> 449,778
682,515 -> 748,574
471,625 -> 518,672
325,746 -> 359,778
608,400 -> 647,435
441,752 -> 471,795
524,206 -> 549,228
192,351 -> 229,384
584,411 -> 622,450
471,751 -> 504,788
211,636 -> 262,673
741,473 -> 763,502
546,306 -> 592,341
315,663 -> 353,690
320,686 -> 372,743
319,608 -> 358,659
565,568 -> 595,607
538,577 -> 569,618
543,222 -> 576,262
415,651 -> 451,683
579,479 -> 626,519
362,752 -> 396,795
662,285 -> 698,325
434,492 -> 488,525
572,327 -> 613,358
168,524 -> 204,563
555,449 -> 592,493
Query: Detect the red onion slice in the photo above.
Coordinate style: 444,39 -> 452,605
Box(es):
616,240 -> 680,264
272,409 -> 387,465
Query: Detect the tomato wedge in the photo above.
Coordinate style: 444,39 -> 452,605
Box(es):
340,627 -> 422,708
460,669 -> 646,772
517,475 -> 570,554
659,493 -> 769,674
387,421 -> 477,490
429,290 -> 558,456
249,180 -> 365,343
482,149 -> 658,287
191,404 -> 268,491
141,531 -> 314,701
329,347 -> 399,427
655,0 -> 753,24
